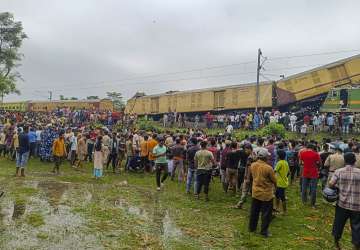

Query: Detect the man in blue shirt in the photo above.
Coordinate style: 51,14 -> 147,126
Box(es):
28,127 -> 37,158
327,114 -> 335,134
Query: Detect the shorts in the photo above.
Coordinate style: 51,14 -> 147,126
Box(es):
275,187 -> 286,201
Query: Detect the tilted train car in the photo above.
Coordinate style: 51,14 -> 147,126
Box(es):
125,54 -> 360,115
275,54 -> 360,106
0,99 -> 113,112
320,87 -> 360,113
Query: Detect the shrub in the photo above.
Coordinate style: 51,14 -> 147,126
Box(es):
259,123 -> 286,138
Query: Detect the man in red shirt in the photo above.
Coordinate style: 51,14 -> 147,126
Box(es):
303,114 -> 311,126
299,143 -> 321,208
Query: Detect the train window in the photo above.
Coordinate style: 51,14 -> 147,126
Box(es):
331,90 -> 338,98
214,91 -> 225,109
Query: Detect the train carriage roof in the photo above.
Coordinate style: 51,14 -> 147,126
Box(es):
280,53 -> 360,81
129,53 -> 360,100
131,81 -> 273,99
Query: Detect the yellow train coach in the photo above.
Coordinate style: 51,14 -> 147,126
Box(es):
276,54 -> 360,106
0,99 -> 113,112
125,82 -> 273,114
0,101 -> 29,112
28,99 -> 113,112
125,54 -> 360,115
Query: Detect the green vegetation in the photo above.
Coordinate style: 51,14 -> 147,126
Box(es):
26,213 -> 45,227
0,158 -> 352,249
136,120 -> 358,142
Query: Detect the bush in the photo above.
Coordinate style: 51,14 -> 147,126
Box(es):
137,120 -> 161,133
259,123 -> 286,138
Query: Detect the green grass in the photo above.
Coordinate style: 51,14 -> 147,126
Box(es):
0,157 -> 353,249
26,213 -> 45,227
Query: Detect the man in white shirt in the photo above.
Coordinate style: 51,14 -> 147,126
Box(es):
35,127 -> 42,157
290,113 -> 297,132
226,124 -> 234,134
69,133 -> 78,167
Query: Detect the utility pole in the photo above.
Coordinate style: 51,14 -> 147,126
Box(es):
255,48 -> 262,112
48,91 -> 52,101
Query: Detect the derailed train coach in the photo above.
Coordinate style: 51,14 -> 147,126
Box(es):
0,99 -> 113,112
125,54 -> 360,115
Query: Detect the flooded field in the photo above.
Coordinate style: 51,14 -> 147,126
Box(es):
0,159 -> 350,250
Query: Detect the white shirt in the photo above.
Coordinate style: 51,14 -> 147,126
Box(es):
226,124 -> 234,133
290,115 -> 297,123
301,124 -> 307,134
36,130 -> 42,141
70,135 -> 77,151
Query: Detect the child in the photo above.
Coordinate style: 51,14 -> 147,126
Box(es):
274,150 -> 289,214
93,136 -> 104,179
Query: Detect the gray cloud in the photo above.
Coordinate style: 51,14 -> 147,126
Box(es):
1,0 -> 360,101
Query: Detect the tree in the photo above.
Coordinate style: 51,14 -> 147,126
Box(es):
59,95 -> 78,100
106,91 -> 125,111
59,95 -> 67,100
86,95 -> 99,100
0,12 -> 27,101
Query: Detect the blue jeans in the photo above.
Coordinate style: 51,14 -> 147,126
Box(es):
186,168 -> 197,193
16,151 -> 29,169
301,177 -> 318,206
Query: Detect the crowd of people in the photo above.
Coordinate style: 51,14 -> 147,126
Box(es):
162,110 -> 360,135
0,108 -> 360,249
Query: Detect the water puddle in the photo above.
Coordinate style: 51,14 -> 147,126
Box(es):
114,195 -> 183,248
12,202 -> 26,219
38,181 -> 69,209
114,198 -> 148,219
0,186 -> 103,250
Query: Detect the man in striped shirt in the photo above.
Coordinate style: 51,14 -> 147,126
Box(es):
329,152 -> 360,250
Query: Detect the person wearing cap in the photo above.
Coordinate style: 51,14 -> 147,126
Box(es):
329,152 -> 360,250
153,137 -> 168,191
324,146 -> 344,183
299,143 -> 321,208
248,147 -> 276,237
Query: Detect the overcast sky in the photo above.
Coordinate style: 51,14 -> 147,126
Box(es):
1,0 -> 360,101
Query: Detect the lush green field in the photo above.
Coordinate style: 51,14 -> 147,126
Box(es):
0,157 -> 352,250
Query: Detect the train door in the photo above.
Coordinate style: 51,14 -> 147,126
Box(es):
150,97 -> 159,113
214,91 -> 225,109
339,89 -> 348,109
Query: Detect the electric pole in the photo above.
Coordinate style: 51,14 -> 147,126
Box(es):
255,48 -> 262,112
48,91 -> 52,101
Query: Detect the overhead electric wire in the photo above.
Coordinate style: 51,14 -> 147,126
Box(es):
22,48 -> 360,91
54,63 -> 326,92
23,59 -> 258,90
267,49 -> 360,61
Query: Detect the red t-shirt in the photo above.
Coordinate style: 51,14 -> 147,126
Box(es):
299,149 -> 320,178
303,115 -> 310,124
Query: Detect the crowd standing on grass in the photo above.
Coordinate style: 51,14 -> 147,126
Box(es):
1,108 -> 360,249
162,110 -> 360,135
